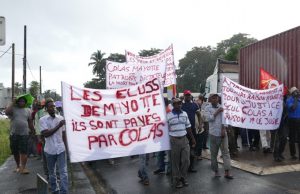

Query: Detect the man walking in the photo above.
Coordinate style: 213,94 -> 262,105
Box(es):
181,90 -> 199,172
204,93 -> 233,179
286,87 -> 300,160
40,98 -> 68,194
167,98 -> 196,188
5,96 -> 35,174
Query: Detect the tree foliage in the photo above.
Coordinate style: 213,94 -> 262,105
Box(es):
177,33 -> 257,93
14,82 -> 22,96
29,81 -> 40,98
138,48 -> 162,57
43,89 -> 61,101
216,33 -> 257,60
177,46 -> 216,93
85,52 -> 125,89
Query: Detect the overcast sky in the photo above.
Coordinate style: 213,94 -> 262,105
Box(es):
0,0 -> 299,94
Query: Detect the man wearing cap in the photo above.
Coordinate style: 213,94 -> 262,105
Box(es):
5,96 -> 35,174
204,93 -> 233,179
167,98 -> 196,188
181,90 -> 199,173
286,87 -> 300,160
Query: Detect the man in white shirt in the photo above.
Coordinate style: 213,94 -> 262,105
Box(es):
204,93 -> 233,179
39,98 -> 68,194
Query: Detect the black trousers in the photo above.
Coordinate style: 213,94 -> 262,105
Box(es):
288,118 -> 300,157
248,129 -> 260,148
273,124 -> 288,159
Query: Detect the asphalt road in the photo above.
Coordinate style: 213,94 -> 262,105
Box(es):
90,156 -> 300,194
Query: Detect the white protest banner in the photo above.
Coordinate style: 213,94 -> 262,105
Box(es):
106,60 -> 167,89
222,76 -> 283,130
62,78 -> 170,163
106,44 -> 176,88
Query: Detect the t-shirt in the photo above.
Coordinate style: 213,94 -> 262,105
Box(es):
167,109 -> 191,137
10,107 -> 32,136
181,101 -> 199,130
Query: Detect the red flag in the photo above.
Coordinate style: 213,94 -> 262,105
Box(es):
260,67 -> 288,95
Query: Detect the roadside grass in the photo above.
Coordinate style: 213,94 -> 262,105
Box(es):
0,119 -> 10,165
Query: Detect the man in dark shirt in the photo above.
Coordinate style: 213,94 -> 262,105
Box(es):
286,87 -> 300,159
181,90 -> 199,172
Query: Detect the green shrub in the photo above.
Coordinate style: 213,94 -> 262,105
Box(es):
0,119 -> 10,165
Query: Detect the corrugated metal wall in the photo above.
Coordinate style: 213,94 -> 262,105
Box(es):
239,26 -> 300,90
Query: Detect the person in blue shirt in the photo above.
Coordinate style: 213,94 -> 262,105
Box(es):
286,87 -> 300,160
181,90 -> 199,173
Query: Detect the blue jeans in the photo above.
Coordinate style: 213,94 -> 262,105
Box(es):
157,151 -> 165,171
138,154 -> 149,181
45,151 -> 68,194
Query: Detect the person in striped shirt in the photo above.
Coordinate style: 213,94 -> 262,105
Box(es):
166,98 -> 196,188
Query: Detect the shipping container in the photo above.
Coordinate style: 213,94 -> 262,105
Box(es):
239,26 -> 300,90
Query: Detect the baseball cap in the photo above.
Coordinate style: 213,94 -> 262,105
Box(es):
172,98 -> 182,104
183,90 -> 192,95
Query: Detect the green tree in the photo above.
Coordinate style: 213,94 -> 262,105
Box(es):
85,52 -> 126,89
107,53 -> 126,62
88,50 -> 106,78
177,46 -> 216,93
138,48 -> 162,57
29,81 -> 40,98
216,33 -> 257,60
14,82 -> 22,96
83,79 -> 102,89
43,89 -> 61,101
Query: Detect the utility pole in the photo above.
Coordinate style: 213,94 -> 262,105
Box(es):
39,66 -> 42,94
23,25 -> 27,93
11,43 -> 15,100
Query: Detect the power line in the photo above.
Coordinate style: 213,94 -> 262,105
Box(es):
0,46 -> 12,58
26,60 -> 38,81
0,50 -> 23,56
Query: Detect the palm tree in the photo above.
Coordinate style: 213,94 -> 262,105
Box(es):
88,50 -> 106,78
14,82 -> 22,96
29,81 -> 40,98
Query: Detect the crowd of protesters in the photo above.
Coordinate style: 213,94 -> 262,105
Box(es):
4,85 -> 300,191
136,86 -> 300,189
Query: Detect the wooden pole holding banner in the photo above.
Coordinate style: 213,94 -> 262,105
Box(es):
39,66 -> 42,94
23,25 -> 27,93
11,43 -> 15,100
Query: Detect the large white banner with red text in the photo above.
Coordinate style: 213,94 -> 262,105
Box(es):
62,78 -> 170,163
222,76 -> 283,130
106,45 -> 176,89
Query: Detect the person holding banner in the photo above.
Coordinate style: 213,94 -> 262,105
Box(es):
286,87 -> 300,160
39,98 -> 68,194
204,93 -> 233,179
167,98 -> 196,188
